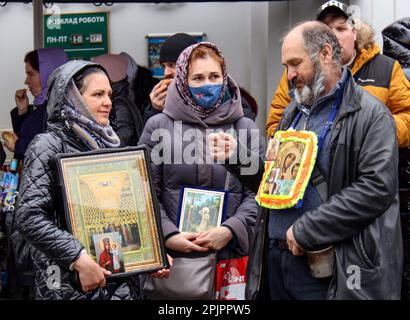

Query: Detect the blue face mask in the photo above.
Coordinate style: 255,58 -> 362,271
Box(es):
189,84 -> 223,109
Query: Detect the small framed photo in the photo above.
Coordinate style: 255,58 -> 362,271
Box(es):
262,167 -> 280,195
266,138 -> 280,163
93,232 -> 125,274
54,146 -> 168,278
177,187 -> 227,233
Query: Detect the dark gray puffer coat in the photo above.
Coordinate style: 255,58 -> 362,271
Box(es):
139,76 -> 264,259
382,18 -> 410,79
13,60 -> 141,300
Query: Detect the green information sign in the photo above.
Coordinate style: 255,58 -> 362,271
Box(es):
43,12 -> 109,60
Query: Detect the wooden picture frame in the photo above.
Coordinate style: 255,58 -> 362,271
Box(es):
54,146 -> 168,278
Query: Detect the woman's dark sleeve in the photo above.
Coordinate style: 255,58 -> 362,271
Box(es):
16,134 -> 84,270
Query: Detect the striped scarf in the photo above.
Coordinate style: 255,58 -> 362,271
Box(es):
62,79 -> 120,150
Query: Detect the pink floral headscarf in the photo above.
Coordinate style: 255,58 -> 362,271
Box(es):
174,42 -> 228,115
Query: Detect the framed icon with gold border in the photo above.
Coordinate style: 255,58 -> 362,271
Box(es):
55,146 -> 168,278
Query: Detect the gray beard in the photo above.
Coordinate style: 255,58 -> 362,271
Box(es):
294,68 -> 326,107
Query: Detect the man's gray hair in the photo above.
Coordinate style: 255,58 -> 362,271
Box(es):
302,22 -> 342,66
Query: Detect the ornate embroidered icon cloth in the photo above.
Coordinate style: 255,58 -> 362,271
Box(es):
256,130 -> 318,209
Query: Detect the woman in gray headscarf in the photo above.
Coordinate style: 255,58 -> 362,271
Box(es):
14,60 -> 167,300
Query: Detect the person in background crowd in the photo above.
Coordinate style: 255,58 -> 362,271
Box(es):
14,60 -> 169,300
143,33 -> 198,122
382,17 -> 410,301
119,52 -> 160,120
266,0 -> 410,149
4,48 -> 68,161
210,21 -> 403,300
120,52 -> 140,104
4,48 -> 68,299
93,54 -> 144,146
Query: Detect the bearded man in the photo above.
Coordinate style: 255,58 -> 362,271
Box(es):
209,20 -> 403,300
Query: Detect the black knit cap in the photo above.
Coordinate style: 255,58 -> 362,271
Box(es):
317,1 -> 350,21
159,33 -> 198,64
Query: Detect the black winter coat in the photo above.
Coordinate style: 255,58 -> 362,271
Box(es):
139,77 -> 264,260
230,71 -> 403,300
112,79 -> 144,147
0,143 -> 5,166
132,66 -> 159,115
382,18 -> 410,69
10,103 -> 47,160
14,121 -> 141,300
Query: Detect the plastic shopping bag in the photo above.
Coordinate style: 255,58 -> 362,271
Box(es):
215,256 -> 248,300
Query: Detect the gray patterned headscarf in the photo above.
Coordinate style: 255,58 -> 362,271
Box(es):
47,60 -> 120,150
175,42 -> 228,115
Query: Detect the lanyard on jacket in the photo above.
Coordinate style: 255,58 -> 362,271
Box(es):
257,81 -> 346,210
289,93 -> 342,157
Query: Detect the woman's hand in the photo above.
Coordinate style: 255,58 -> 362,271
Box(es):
72,253 -> 112,293
208,132 -> 237,162
193,227 -> 233,251
149,255 -> 173,279
165,232 -> 209,254
15,89 -> 29,116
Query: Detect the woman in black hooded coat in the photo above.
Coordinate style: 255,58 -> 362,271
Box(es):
14,60 -> 167,300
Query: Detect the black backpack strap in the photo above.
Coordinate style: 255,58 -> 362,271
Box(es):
224,122 -> 238,191
311,165 -> 328,202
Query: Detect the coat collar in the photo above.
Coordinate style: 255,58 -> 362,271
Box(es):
350,43 -> 380,75
279,68 -> 361,131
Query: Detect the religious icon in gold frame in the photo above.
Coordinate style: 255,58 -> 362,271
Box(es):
55,146 -> 168,278
256,130 -> 318,210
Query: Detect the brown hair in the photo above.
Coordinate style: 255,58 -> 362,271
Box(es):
355,20 -> 375,51
73,66 -> 109,94
189,45 -> 224,70
24,50 -> 39,71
